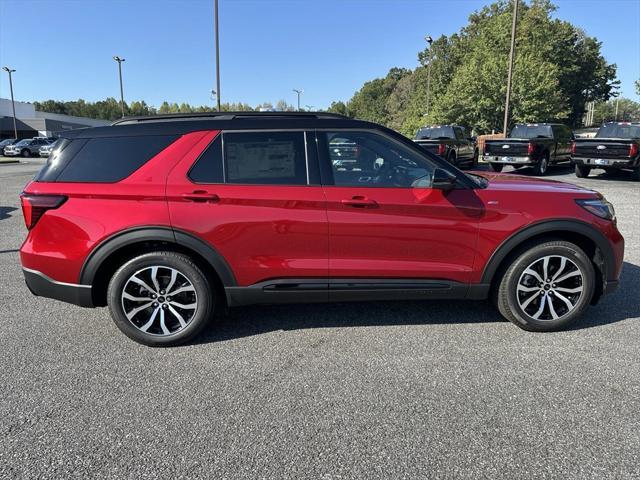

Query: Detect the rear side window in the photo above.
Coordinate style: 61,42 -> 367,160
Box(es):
223,131 -> 307,185
44,135 -> 178,183
188,135 -> 224,183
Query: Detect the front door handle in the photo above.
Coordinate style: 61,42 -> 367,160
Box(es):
182,191 -> 220,203
341,196 -> 378,208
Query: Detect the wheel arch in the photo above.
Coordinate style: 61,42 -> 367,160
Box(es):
80,226 -> 236,307
481,219 -> 615,304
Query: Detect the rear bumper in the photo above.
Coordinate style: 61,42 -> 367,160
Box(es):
573,157 -> 638,168
23,268 -> 94,307
483,154 -> 533,165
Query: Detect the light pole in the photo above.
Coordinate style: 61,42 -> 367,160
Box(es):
424,35 -> 434,119
293,89 -> 303,111
214,0 -> 221,112
112,56 -> 126,117
2,67 -> 18,139
502,0 -> 519,136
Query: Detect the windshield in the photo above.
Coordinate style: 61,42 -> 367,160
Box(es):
596,123 -> 640,139
416,126 -> 455,140
510,125 -> 553,139
15,140 -> 31,146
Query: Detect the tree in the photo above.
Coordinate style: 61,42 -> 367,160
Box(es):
636,79 -> 640,96
275,99 -> 295,111
347,67 -> 411,125
592,98 -> 640,124
327,101 -> 348,116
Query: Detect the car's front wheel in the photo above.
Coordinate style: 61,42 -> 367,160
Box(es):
496,240 -> 595,331
107,251 -> 214,346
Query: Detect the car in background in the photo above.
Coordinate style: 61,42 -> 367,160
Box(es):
483,123 -> 573,175
572,122 -> 640,181
414,125 -> 478,168
4,138 -> 53,158
39,141 -> 58,158
0,138 -> 18,154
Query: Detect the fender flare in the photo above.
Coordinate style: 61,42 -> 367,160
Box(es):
79,226 -> 237,287
480,219 -> 615,285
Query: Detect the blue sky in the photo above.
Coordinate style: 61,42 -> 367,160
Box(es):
1,0 -> 638,109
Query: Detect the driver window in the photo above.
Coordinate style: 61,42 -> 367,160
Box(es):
323,131 -> 434,188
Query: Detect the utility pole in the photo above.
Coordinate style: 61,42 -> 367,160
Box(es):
424,36 -> 434,119
615,98 -> 619,121
293,89 -> 303,111
113,56 -> 126,117
503,0 -> 519,136
214,0 -> 221,111
2,66 -> 18,139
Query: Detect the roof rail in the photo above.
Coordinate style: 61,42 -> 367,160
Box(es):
112,111 -> 347,125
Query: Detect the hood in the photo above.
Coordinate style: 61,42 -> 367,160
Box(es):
471,171 -> 599,196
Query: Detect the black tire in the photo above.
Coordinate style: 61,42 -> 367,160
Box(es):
532,153 -> 550,176
448,151 -> 457,166
575,164 -> 591,178
21,149 -> 30,158
490,163 -> 504,172
496,240 -> 595,332
107,251 -> 214,347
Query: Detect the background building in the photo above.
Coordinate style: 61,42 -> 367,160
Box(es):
0,98 -> 109,139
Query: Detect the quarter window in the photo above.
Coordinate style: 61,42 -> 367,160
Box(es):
322,131 -> 435,188
188,135 -> 224,183
223,131 -> 307,185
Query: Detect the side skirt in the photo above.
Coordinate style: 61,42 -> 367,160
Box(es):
226,279 -> 489,307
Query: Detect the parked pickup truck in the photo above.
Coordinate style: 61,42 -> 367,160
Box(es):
414,125 -> 478,168
483,123 -> 573,175
572,122 -> 640,181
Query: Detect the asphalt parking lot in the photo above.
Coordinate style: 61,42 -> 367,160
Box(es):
1,158 -> 638,479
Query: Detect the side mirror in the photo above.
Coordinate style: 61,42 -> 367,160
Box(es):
432,168 -> 457,191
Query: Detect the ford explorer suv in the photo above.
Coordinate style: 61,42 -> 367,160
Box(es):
414,125 -> 478,168
484,123 -> 574,175
572,122 -> 640,180
5,137 -> 53,157
20,112 -> 624,346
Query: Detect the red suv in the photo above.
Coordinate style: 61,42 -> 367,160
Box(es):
20,112 -> 624,346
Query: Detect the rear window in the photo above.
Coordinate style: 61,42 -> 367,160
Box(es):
510,125 -> 553,139
596,124 -> 640,139
415,126 -> 455,140
35,135 -> 178,183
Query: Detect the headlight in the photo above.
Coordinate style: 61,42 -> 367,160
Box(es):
576,198 -> 616,221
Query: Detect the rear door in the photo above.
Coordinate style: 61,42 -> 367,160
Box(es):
166,130 -> 328,291
318,130 -> 481,294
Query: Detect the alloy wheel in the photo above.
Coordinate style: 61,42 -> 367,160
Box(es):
516,255 -> 584,321
121,266 -> 198,336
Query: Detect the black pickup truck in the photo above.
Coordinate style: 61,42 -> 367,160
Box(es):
483,123 -> 573,175
572,122 -> 640,181
414,125 -> 478,168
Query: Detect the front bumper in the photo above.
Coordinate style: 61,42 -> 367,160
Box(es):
4,150 -> 20,156
23,268 -> 94,307
573,157 -> 638,169
39,152 -> 51,157
483,154 -> 533,165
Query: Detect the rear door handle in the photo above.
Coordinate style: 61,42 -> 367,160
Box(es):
341,197 -> 378,208
181,191 -> 220,203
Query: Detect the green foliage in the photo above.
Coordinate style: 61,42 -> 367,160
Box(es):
592,98 -> 640,124
636,79 -> 640,96
336,0 -> 618,136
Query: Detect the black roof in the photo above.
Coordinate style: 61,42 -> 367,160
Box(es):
60,111 -> 381,139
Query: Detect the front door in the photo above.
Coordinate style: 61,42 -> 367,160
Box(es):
318,130 -> 482,290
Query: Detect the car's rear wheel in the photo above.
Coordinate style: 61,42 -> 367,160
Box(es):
21,149 -> 30,158
496,240 -> 595,332
107,251 -> 214,346
490,163 -> 503,172
575,164 -> 591,178
448,151 -> 457,166
533,153 -> 549,175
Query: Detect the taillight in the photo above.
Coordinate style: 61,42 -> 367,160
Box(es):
630,143 -> 638,157
20,193 -> 67,230
527,143 -> 535,155
571,141 -> 576,155
437,144 -> 446,156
